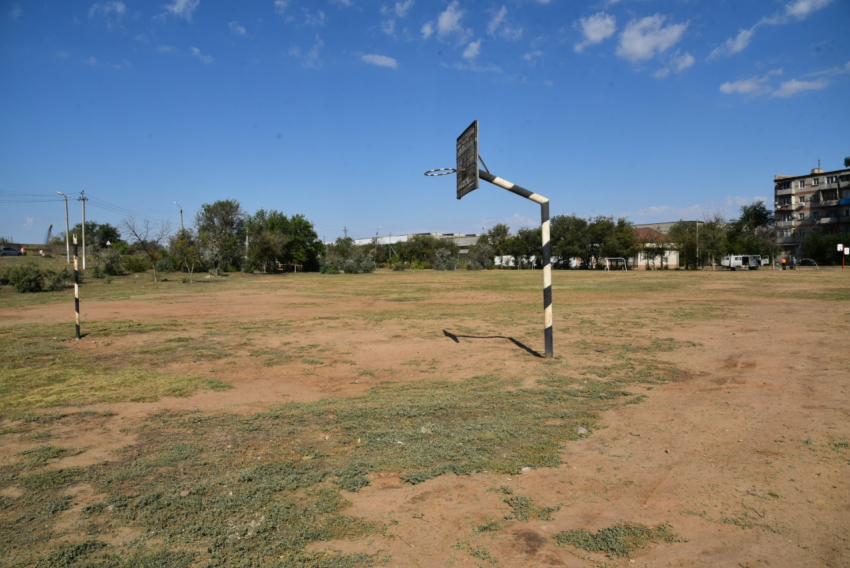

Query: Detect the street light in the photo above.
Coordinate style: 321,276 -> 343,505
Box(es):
56,191 -> 70,263
173,201 -> 184,232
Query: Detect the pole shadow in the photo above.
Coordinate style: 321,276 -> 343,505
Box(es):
442,330 -> 543,358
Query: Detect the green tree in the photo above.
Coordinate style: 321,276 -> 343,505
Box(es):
801,231 -> 843,265
169,229 -> 202,282
669,221 -> 698,269
466,241 -> 494,270
727,201 -> 776,258
600,218 -> 640,263
700,213 -> 728,269
196,199 -> 246,275
507,227 -> 542,269
246,209 -> 290,272
844,156 -> 849,168
550,214 -> 589,268
482,224 -> 511,267
586,216 -> 615,267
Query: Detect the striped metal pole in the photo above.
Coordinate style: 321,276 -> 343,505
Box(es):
73,234 -> 80,341
479,170 -> 553,358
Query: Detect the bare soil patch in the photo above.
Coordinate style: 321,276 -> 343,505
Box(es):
1,269 -> 848,566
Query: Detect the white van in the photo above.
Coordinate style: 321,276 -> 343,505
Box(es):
720,255 -> 762,270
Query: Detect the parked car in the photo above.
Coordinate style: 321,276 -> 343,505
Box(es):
0,246 -> 22,256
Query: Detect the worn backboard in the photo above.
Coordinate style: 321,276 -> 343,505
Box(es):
456,120 -> 479,200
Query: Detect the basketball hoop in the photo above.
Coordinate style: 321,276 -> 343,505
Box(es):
424,168 -> 456,176
425,168 -> 457,177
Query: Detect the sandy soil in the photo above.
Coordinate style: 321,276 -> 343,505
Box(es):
2,270 -> 848,567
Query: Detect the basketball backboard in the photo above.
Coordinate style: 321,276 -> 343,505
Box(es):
456,120 -> 479,199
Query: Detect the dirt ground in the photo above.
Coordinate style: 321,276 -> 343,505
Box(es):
1,269 -> 849,567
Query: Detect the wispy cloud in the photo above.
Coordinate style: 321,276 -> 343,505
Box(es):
274,0 -> 288,15
304,9 -> 325,26
463,40 -> 481,60
771,78 -> 828,97
616,15 -> 688,63
8,3 -> 22,22
422,1 -> 471,44
290,36 -> 324,69
654,51 -> 695,79
23,216 -> 34,232
361,53 -> 398,68
711,0 -> 834,59
228,21 -> 246,35
708,27 -> 754,60
574,12 -> 616,53
720,67 -> 833,98
164,0 -> 200,22
89,1 -> 126,25
82,55 -> 132,69
190,46 -> 213,64
487,6 -> 522,40
380,0 -> 413,36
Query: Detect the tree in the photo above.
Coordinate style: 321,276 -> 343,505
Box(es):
600,218 -> 640,263
727,201 -> 776,258
550,214 -> 589,268
121,218 -> 172,282
507,227 -> 542,268
169,229 -> 202,282
586,216 -> 615,268
196,199 -> 246,276
669,220 -> 698,269
700,212 -> 728,269
844,156 -> 849,168
482,224 -> 511,267
246,209 -> 290,272
801,231 -> 843,265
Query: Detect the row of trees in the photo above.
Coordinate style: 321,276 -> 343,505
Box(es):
49,200 -> 323,281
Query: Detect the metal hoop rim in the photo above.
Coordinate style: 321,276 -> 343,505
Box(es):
424,168 -> 457,177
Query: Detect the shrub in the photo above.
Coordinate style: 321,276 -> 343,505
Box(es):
155,258 -> 175,274
121,254 -> 150,274
392,262 -> 405,271
45,268 -> 72,291
8,263 -> 44,293
434,249 -> 457,271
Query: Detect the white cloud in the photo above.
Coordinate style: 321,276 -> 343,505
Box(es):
708,27 -> 755,60
229,21 -> 246,35
361,54 -> 398,68
291,36 -> 324,68
135,33 -> 149,42
463,40 -> 480,60
785,0 -> 833,20
421,21 -> 434,39
523,50 -> 542,61
394,0 -> 414,18
23,217 -> 34,231
654,50 -> 694,78
574,12 -> 616,52
487,6 -> 522,40
433,1 -> 471,43
304,9 -> 325,26
85,56 -> 98,66
616,15 -> 688,62
190,46 -> 213,64
8,3 -> 22,21
159,45 -> 177,53
274,0 -> 288,15
89,1 -> 126,18
381,19 -> 396,36
771,78 -> 828,97
165,0 -> 200,21
719,76 -> 770,95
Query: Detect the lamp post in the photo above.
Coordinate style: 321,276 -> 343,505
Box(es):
56,191 -> 70,263
173,201 -> 184,232
78,191 -> 88,269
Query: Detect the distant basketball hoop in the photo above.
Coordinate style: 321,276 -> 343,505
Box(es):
424,168 -> 457,176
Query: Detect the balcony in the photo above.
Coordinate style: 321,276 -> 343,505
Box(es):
775,220 -> 795,228
774,204 -> 793,212
775,187 -> 794,196
816,217 -> 838,225
776,236 -> 799,245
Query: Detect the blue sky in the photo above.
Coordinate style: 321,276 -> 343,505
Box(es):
1,0 -> 848,244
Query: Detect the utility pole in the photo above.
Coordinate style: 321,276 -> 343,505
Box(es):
57,191 -> 70,263
696,219 -> 699,270
78,191 -> 88,269
174,201 -> 184,232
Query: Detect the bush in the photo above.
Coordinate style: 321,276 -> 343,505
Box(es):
121,254 -> 150,273
155,258 -> 175,274
321,252 -> 375,274
392,262 -> 406,271
8,263 -> 44,293
45,268 -> 72,291
434,249 -> 457,271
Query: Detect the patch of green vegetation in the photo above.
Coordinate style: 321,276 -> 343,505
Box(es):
502,494 -> 560,522
16,444 -> 72,467
553,523 -> 678,557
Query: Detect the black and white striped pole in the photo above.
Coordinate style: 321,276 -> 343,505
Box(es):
478,171 -> 553,358
427,120 -> 554,358
73,234 -> 81,341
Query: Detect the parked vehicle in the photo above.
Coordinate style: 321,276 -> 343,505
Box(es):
720,254 -> 762,270
0,246 -> 22,256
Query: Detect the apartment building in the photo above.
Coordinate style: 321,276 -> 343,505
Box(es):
774,166 -> 850,258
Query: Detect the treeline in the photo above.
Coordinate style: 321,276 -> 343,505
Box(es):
47,199 -> 323,282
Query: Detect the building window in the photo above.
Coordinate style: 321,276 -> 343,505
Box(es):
799,180 -> 807,188
776,181 -> 791,190
813,178 -> 820,185
813,211 -> 820,220
798,212 -> 805,220
799,196 -> 806,203
827,175 -> 839,184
